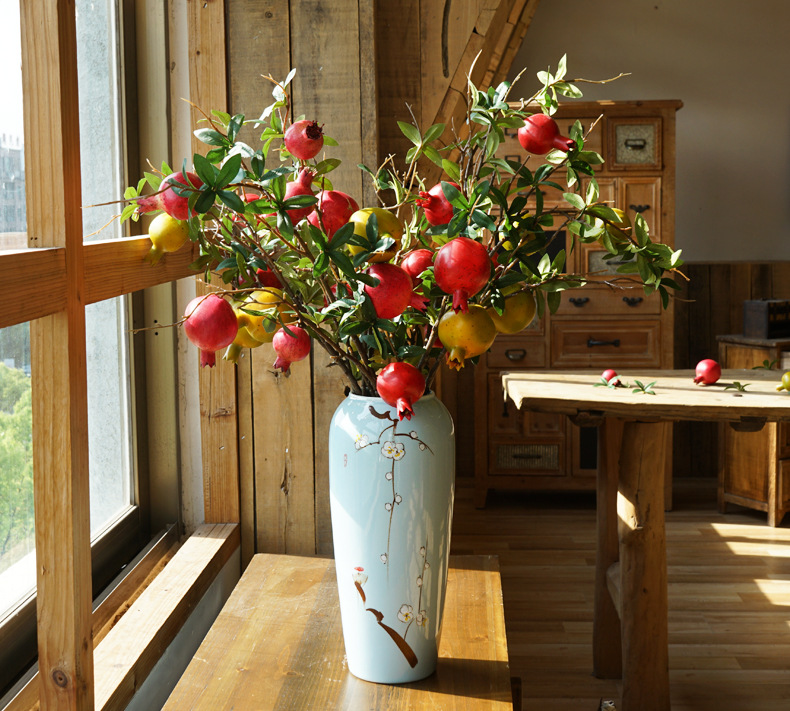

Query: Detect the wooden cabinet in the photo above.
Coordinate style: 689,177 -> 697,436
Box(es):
474,100 -> 681,508
717,335 -> 790,525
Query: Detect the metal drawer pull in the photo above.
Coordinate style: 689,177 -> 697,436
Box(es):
512,452 -> 542,460
569,297 -> 589,307
587,337 -> 620,348
505,349 -> 526,361
624,138 -> 646,150
622,296 -> 643,307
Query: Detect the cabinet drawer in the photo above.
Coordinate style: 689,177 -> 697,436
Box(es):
488,336 -> 546,369
491,441 -> 564,476
550,319 -> 661,368
556,286 -> 660,316
488,374 -> 564,437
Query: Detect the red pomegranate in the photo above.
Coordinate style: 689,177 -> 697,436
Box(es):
694,359 -> 721,386
415,181 -> 460,226
138,171 -> 203,220
376,362 -> 426,421
183,294 -> 238,368
400,249 -> 434,285
255,267 -> 281,288
434,237 -> 492,312
282,169 -> 316,223
307,190 -> 359,238
364,263 -> 413,319
284,120 -> 324,161
517,114 -> 575,155
272,325 -> 312,373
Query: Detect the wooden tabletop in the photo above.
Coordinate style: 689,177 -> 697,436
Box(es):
502,369 -> 790,424
163,553 -> 512,710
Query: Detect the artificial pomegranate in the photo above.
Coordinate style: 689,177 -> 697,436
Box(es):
282,169 -> 316,223
272,325 -> 312,373
601,369 -> 621,387
376,362 -> 426,421
434,236 -> 492,312
239,288 -> 296,343
694,359 -> 721,386
138,171 -> 203,221
777,372 -> 790,392
401,248 -> 434,285
145,213 -> 189,265
183,294 -> 238,368
364,263 -> 413,319
487,291 -> 536,334
224,323 -> 265,364
517,114 -> 575,155
415,181 -> 460,226
437,305 -> 497,370
255,267 -> 281,289
307,190 -> 359,238
284,120 -> 324,161
347,207 -> 404,263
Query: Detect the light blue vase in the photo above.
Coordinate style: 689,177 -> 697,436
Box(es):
328,392 -> 455,683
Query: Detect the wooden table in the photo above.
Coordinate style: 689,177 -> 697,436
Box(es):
501,369 -> 790,711
163,553 -> 513,710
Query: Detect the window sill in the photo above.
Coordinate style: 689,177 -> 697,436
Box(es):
3,523 -> 239,711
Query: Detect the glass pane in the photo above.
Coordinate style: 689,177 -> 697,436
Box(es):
86,298 -> 133,536
0,0 -> 27,251
0,323 -> 35,615
77,0 -> 124,243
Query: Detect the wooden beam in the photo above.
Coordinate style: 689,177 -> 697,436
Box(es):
0,249 -> 66,329
187,0 -> 241,524
93,523 -> 239,710
487,0 -> 540,88
21,0 -> 94,708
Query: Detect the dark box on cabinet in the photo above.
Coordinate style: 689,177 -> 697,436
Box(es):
743,299 -> 790,339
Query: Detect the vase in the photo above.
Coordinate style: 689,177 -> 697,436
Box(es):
328,391 -> 455,683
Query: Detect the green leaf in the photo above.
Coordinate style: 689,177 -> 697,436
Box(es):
423,145 -> 443,167
397,121 -> 422,146
215,153 -> 243,188
547,291 -> 561,313
441,181 -> 465,208
563,192 -> 585,211
314,158 -> 341,176
218,190 -> 245,212
405,146 -> 419,164
634,213 -> 649,247
556,54 -> 567,80
194,128 -> 227,146
555,81 -> 583,99
442,160 -> 461,182
192,154 -> 217,187
194,189 -> 216,214
423,123 -> 445,144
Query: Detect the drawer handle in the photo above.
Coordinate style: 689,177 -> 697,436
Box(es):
512,453 -> 542,460
505,349 -> 526,361
569,297 -> 589,307
587,338 -> 620,348
629,203 -> 650,213
624,138 -> 647,150
622,296 -> 643,307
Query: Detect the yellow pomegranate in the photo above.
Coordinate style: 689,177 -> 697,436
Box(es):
238,288 -> 296,343
487,291 -> 536,334
224,324 -> 265,364
347,207 -> 403,263
594,207 -> 631,242
145,213 -> 189,264
437,305 -> 497,370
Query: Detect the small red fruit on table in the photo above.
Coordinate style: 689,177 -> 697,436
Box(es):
376,362 -> 426,421
601,369 -> 621,387
694,359 -> 721,386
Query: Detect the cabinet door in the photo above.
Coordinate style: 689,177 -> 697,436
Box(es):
620,177 -> 661,242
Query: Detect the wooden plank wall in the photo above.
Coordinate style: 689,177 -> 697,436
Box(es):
673,262 -> 790,478
225,0 -> 536,561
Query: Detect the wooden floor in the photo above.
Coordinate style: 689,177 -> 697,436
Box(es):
451,478 -> 790,711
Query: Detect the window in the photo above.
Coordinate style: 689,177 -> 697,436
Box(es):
0,0 -> 196,697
